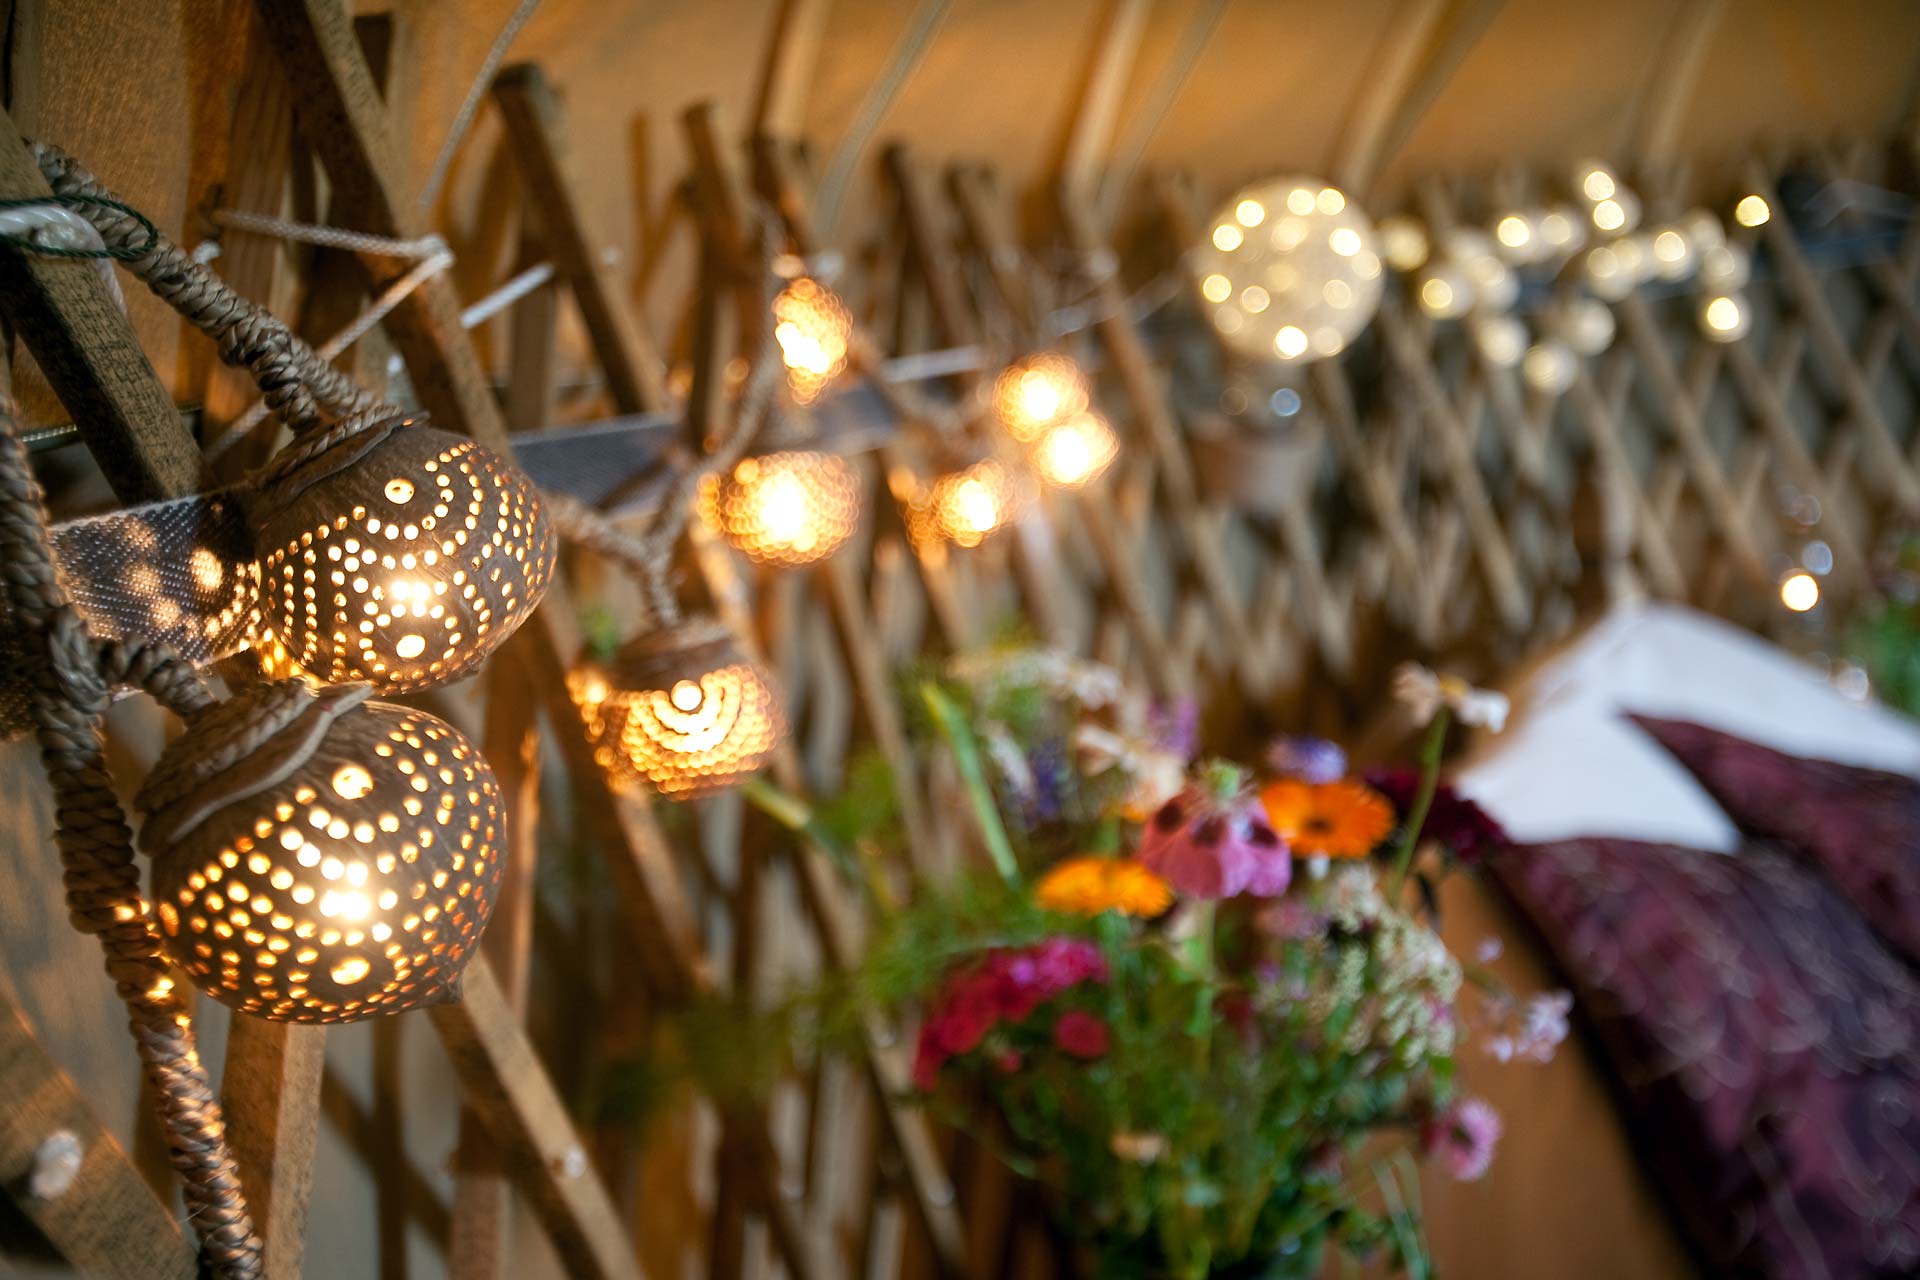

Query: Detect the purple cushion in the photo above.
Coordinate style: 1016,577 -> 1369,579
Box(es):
1632,715 -> 1920,967
1492,837 -> 1920,1278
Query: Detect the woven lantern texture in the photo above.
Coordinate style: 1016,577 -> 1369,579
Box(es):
908,455 -> 1027,549
772,277 -> 852,403
699,450 -> 860,567
1190,176 -> 1384,364
993,352 -> 1090,443
569,618 -> 786,798
136,680 -> 505,1024
253,415 -> 557,694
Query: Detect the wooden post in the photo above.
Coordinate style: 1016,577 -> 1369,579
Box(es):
0,989 -> 200,1280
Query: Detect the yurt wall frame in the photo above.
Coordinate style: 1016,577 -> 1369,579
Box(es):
2,0 -> 1919,1278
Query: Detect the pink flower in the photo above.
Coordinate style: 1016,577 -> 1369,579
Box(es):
912,1031 -> 945,1091
1053,1009 -> 1111,1059
1138,769 -> 1289,900
931,976 -> 1001,1055
1424,1097 -> 1502,1181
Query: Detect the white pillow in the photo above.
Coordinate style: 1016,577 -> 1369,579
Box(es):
1455,604 -> 1920,851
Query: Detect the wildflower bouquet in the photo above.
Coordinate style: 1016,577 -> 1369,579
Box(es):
770,653 -> 1562,1280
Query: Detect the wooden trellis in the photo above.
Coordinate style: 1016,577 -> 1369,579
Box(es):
3,1 -> 1919,1279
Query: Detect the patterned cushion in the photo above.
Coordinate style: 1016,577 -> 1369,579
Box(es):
1632,714 -> 1920,967
1492,837 -> 1920,1278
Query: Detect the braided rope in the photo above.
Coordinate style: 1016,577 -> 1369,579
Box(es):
32,142 -> 381,436
0,391 -> 263,1277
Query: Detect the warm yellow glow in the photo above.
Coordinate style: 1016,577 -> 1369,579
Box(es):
1241,285 -> 1270,313
670,680 -> 704,713
910,458 -> 1024,549
1652,229 -> 1687,263
330,957 -> 371,985
1328,227 -> 1362,257
1496,214 -> 1532,249
1734,194 -> 1770,227
394,633 -> 426,660
1286,187 -> 1315,216
1200,272 -> 1231,302
1780,572 -> 1819,612
384,478 -> 415,504
1273,325 -> 1308,359
993,354 -> 1089,442
772,278 -> 852,402
1592,199 -> 1626,231
1379,216 -> 1429,271
954,479 -> 998,533
700,450 -> 859,567
331,765 -> 373,801
1581,166 -> 1617,201
1316,187 -> 1346,215
1234,198 -> 1266,227
1419,277 -> 1457,315
1539,209 -> 1577,248
1702,294 -> 1744,335
1212,223 -> 1243,251
1033,412 -> 1118,489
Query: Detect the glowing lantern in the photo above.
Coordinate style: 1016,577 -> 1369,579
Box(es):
135,680 -> 504,1024
772,278 -> 852,403
1190,176 -> 1383,363
568,618 -> 785,798
251,413 -> 556,694
907,456 -> 1027,549
1032,411 -> 1118,489
699,450 -> 859,567
993,353 -> 1090,443
1699,293 -> 1751,342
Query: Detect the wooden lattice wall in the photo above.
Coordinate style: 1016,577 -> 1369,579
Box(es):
0,2 -> 1917,1279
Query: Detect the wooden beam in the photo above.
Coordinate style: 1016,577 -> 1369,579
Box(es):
1333,0 -> 1504,197
1629,0 -> 1724,173
0,988 -> 199,1280
220,1025 -> 326,1280
1058,0 -> 1149,202
0,107 -> 206,502
752,0 -> 833,138
431,958 -> 647,1280
493,63 -> 670,415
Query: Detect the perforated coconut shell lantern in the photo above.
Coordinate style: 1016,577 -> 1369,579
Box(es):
698,449 -> 860,567
992,352 -> 1090,443
135,679 -> 505,1024
568,617 -> 786,798
906,453 -> 1029,549
251,413 -> 557,694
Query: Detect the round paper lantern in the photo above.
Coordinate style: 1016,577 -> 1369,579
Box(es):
135,680 -> 504,1024
907,455 -> 1027,549
252,414 -> 557,694
1032,410 -> 1118,489
699,450 -> 859,567
1190,176 -> 1383,364
993,353 -> 1090,443
773,277 -> 852,403
568,618 -> 785,798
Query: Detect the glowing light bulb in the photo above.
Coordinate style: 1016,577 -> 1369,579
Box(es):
1734,194 -> 1770,227
1032,411 -> 1118,489
1235,198 -> 1266,227
699,451 -> 858,568
1201,273 -> 1232,303
909,457 -> 1025,549
1521,340 -> 1577,394
1273,325 -> 1309,359
1379,215 -> 1430,271
1213,224 -> 1244,251
993,354 -> 1090,443
1496,213 -> 1532,251
1578,163 -> 1617,202
772,278 -> 853,403
331,764 -> 373,800
1780,572 -> 1819,612
1593,199 -> 1626,232
1700,293 -> 1749,341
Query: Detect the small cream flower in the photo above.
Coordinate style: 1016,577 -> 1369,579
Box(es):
1391,663 -> 1510,731
1110,1131 -> 1168,1163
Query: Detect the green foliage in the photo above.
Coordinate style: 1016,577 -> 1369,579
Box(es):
1847,594 -> 1920,717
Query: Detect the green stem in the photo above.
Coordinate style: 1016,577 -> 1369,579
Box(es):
921,681 -> 1022,889
1188,898 -> 1218,1073
1390,709 -> 1450,898
741,776 -> 897,915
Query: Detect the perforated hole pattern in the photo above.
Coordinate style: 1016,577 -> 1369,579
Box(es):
151,699 -> 504,1023
568,660 -> 784,798
255,426 -> 556,694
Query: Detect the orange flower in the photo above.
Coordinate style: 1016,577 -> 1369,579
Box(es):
1035,856 -> 1174,917
1259,779 -> 1395,858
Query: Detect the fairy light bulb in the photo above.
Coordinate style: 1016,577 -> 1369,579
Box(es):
1191,175 -> 1383,364
252,414 -> 556,694
568,618 -> 785,798
993,353 -> 1091,443
1554,297 -> 1617,356
1649,225 -> 1694,280
698,450 -> 859,568
772,278 -> 852,403
1575,161 -> 1618,203
1416,263 -> 1473,319
908,456 -> 1027,549
135,680 -> 504,1023
1700,293 -> 1751,342
1032,410 -> 1118,489
1780,571 -> 1819,612
1378,215 -> 1430,271
1470,315 -> 1527,368
1521,340 -> 1577,394
1734,194 -> 1770,228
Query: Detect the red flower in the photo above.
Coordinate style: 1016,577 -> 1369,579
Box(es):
1053,1009 -> 1112,1059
